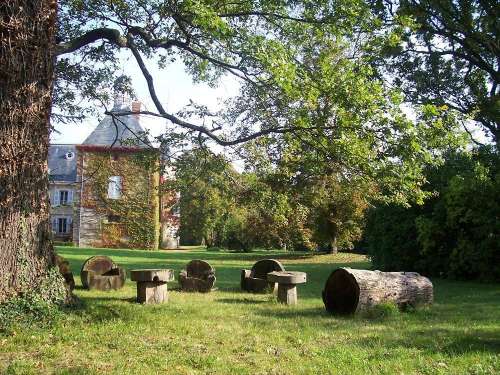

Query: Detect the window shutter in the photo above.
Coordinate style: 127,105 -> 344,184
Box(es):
68,190 -> 74,204
67,217 -> 73,233
108,176 -> 122,199
108,178 -> 114,199
51,217 -> 57,233
53,190 -> 60,206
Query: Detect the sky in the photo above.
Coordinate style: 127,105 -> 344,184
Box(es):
50,54 -> 240,145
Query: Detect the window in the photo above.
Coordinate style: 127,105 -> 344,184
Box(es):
107,176 -> 122,199
51,189 -> 72,206
58,218 -> 67,233
59,190 -> 68,205
53,217 -> 72,234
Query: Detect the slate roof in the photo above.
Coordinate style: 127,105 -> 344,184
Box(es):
48,144 -> 77,182
82,98 -> 150,148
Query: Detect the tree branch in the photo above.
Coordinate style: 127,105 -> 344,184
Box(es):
56,28 -> 127,55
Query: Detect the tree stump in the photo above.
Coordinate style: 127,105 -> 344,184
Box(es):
322,268 -> 433,314
56,255 -> 75,292
267,271 -> 307,305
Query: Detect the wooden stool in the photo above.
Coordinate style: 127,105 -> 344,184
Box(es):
267,271 -> 307,305
130,269 -> 175,304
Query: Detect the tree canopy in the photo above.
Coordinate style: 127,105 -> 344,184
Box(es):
372,0 -> 499,146
54,0 -> 472,208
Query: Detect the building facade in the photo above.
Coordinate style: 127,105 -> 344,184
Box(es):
48,145 -> 78,242
48,95 -> 179,249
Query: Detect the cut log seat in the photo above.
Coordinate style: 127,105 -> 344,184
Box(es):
179,260 -> 216,293
80,255 -> 126,291
241,259 -> 285,293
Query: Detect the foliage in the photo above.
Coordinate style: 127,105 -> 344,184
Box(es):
171,147 -> 372,252
0,267 -> 67,333
372,0 -> 499,146
365,147 -> 500,281
53,0 -> 465,208
0,294 -> 61,333
167,148 -> 240,247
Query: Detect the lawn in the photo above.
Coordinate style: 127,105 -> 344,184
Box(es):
1,247 -> 499,374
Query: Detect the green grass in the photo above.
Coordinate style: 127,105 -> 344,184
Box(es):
1,247 -> 499,374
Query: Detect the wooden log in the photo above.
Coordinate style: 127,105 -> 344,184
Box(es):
322,268 -> 433,315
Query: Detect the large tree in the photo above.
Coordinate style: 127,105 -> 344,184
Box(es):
0,1 -> 62,303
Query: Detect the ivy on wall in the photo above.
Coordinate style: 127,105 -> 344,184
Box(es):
81,150 -> 160,249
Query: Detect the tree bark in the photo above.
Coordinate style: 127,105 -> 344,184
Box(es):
327,235 -> 338,254
322,268 -> 433,315
0,0 -> 58,302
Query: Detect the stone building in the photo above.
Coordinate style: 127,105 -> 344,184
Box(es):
48,144 -> 78,242
48,95 -> 179,249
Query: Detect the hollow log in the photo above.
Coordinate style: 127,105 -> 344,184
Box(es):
322,268 -> 433,315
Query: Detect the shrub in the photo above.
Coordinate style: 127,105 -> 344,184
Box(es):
0,294 -> 62,333
364,148 -> 500,281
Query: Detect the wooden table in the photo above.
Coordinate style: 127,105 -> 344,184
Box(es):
130,269 -> 175,304
267,271 -> 307,305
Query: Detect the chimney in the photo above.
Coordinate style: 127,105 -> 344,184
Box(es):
131,101 -> 142,118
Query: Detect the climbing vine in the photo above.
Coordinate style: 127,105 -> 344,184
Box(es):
82,150 -> 160,249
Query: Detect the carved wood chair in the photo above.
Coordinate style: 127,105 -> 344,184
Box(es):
241,259 -> 285,293
80,255 -> 126,291
178,260 -> 216,293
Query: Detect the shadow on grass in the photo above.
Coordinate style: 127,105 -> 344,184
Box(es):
56,246 -> 358,271
353,326 -> 500,355
216,297 -> 270,305
257,306 -> 329,319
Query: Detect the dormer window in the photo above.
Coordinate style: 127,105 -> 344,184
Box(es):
65,152 -> 75,160
108,176 -> 122,199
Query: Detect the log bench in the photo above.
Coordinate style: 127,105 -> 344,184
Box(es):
267,271 -> 307,305
130,269 -> 175,304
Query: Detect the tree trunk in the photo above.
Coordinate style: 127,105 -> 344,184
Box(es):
327,235 -> 338,254
0,0 -> 59,302
322,268 -> 433,315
